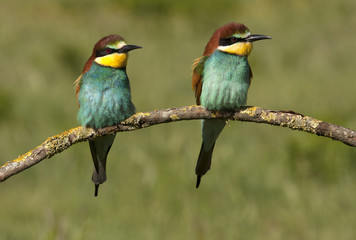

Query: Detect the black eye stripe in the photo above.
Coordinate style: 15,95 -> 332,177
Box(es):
219,37 -> 245,46
95,48 -> 120,57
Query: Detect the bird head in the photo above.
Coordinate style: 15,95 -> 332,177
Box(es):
82,35 -> 141,73
204,22 -> 271,56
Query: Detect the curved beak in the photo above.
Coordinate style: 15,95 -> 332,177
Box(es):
118,44 -> 142,53
246,34 -> 271,42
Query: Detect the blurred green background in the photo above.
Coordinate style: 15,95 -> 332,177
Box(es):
1,0 -> 356,239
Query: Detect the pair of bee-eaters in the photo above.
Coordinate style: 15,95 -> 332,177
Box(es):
75,22 -> 271,196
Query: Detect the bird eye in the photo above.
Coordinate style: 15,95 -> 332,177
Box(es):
218,37 -> 243,46
105,48 -> 112,53
230,37 -> 242,43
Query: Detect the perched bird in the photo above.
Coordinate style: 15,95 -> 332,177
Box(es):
192,22 -> 271,188
75,35 -> 141,196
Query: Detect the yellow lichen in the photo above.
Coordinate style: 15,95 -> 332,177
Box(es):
138,112 -> 151,117
308,118 -> 321,129
260,111 -> 277,122
170,114 -> 180,120
14,151 -> 32,163
182,106 -> 193,112
241,106 -> 257,116
183,105 -> 196,112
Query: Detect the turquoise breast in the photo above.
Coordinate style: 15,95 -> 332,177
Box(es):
200,50 -> 251,110
77,63 -> 136,128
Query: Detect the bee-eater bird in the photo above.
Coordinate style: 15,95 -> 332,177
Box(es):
192,22 -> 271,188
75,35 -> 141,196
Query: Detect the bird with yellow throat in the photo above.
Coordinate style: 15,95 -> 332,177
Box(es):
75,35 -> 141,196
192,23 -> 271,188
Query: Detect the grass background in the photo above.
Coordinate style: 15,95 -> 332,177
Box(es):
1,0 -> 356,239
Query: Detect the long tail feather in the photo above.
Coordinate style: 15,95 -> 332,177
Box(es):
89,134 -> 115,196
94,184 -> 99,197
195,142 -> 215,188
195,119 -> 226,188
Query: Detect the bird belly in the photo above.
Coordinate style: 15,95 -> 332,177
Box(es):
77,68 -> 135,129
200,52 -> 251,110
201,78 -> 249,110
78,87 -> 135,128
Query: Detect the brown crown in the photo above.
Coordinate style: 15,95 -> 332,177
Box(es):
203,22 -> 249,56
82,35 -> 125,74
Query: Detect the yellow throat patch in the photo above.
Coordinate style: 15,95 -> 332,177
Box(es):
94,53 -> 128,68
218,42 -> 253,56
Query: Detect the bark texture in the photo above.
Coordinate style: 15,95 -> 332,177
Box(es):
1,105 -> 355,182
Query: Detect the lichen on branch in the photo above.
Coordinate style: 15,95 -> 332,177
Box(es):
1,105 -> 355,182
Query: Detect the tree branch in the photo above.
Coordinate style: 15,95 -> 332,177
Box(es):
1,105 -> 355,182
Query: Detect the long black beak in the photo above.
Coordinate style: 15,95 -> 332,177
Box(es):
246,34 -> 271,42
118,44 -> 142,53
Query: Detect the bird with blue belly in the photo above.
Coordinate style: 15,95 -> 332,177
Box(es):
75,35 -> 141,196
192,22 -> 271,188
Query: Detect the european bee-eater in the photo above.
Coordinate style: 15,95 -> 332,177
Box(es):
192,22 -> 271,188
75,35 -> 141,196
